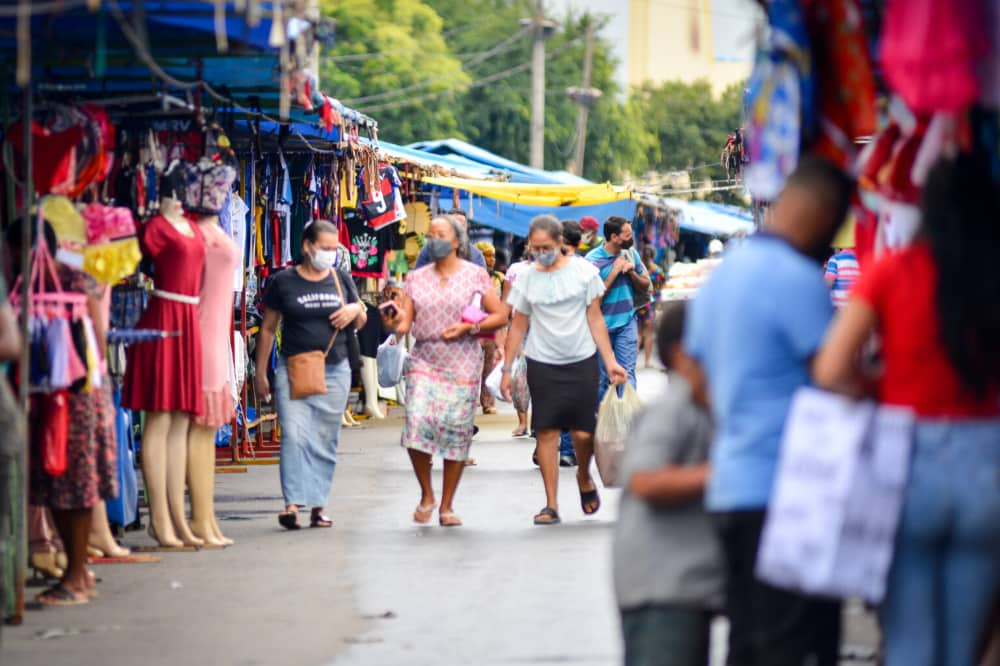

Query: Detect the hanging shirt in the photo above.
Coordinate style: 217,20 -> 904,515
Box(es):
342,211 -> 391,278
229,193 -> 250,292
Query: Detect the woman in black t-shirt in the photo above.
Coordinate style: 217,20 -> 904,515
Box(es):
255,220 -> 366,530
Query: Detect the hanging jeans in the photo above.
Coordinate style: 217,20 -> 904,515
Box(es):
273,358 -> 351,508
597,318 -> 638,401
881,418 -> 1000,666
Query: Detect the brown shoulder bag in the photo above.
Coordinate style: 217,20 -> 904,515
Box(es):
286,268 -> 348,400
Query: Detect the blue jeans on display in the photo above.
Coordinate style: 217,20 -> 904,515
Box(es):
273,358 -> 351,508
881,419 -> 1000,666
559,430 -> 574,457
597,318 -> 638,401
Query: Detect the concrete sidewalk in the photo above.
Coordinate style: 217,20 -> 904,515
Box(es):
1,368 -> 879,666
0,419 -> 386,666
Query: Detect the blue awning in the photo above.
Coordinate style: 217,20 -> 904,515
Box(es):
406,138 -> 592,185
449,192 -> 636,238
662,198 -> 755,237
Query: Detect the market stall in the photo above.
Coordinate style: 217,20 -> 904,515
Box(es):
0,0 -> 409,624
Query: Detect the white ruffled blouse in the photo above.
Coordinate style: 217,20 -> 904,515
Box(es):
507,257 -> 606,365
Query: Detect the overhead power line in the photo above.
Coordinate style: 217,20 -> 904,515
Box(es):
358,36 -> 583,114
324,15 -> 503,62
342,29 -> 529,105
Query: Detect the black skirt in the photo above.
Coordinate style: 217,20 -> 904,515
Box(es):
526,354 -> 600,433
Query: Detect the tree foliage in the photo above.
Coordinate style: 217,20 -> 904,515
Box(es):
319,0 -> 467,144
629,80 -> 744,173
319,0 -> 741,185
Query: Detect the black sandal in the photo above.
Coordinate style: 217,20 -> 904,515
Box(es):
278,511 -> 301,530
580,487 -> 601,516
310,510 -> 333,528
533,507 -> 561,525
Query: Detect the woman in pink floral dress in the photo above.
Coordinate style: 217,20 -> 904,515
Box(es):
381,216 -> 507,527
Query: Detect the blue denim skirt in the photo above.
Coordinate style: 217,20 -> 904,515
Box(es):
273,358 -> 351,507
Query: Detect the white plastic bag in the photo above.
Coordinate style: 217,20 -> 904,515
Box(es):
594,383 -> 642,487
756,387 -> 913,602
485,363 -> 508,402
376,334 -> 407,388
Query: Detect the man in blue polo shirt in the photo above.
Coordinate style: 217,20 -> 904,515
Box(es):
586,216 -> 650,399
684,157 -> 853,666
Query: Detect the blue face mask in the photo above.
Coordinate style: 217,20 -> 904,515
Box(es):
535,249 -> 559,267
426,238 -> 454,261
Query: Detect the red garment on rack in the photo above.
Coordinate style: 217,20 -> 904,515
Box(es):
122,216 -> 206,415
6,120 -> 83,195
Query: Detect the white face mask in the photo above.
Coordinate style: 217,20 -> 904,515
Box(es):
309,248 -> 339,271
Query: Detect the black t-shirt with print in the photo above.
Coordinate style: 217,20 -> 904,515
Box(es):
263,266 -> 360,364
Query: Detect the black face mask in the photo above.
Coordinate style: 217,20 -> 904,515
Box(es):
619,239 -> 634,250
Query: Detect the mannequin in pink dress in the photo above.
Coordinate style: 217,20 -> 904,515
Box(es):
188,215 -> 240,547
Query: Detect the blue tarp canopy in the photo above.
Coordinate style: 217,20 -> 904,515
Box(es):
662,197 -> 755,237
449,194 -> 636,238
407,138 -> 591,185
407,138 -> 634,236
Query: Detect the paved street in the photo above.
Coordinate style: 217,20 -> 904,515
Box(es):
1,368 -> 876,666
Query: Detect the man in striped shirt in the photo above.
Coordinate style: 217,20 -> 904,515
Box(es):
586,216 -> 651,398
824,246 -> 860,309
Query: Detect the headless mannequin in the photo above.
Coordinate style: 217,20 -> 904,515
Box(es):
89,501 -> 130,557
142,196 -> 204,548
187,214 -> 235,547
90,284 -> 131,557
361,356 -> 385,419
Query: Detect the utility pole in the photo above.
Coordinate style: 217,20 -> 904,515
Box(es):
521,1 -> 556,169
567,17 -> 602,176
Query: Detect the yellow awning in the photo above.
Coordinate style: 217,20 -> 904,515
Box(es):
421,176 -> 632,207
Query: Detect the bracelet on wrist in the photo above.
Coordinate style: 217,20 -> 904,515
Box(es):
501,366 -> 512,373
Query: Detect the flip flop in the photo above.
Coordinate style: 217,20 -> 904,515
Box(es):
439,511 -> 463,527
579,486 -> 601,516
36,585 -> 89,607
278,511 -> 301,530
512,427 -> 528,438
533,507 -> 561,525
413,502 -> 437,524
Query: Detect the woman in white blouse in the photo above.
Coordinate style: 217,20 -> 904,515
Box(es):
502,215 -> 626,525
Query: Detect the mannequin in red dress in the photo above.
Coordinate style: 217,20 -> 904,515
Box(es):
126,194 -> 207,548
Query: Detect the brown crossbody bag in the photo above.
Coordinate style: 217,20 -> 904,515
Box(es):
286,268 -> 348,400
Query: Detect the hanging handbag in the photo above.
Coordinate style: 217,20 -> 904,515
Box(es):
284,268 -> 351,400
41,389 -> 70,477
